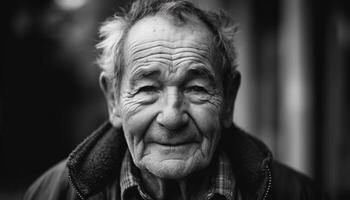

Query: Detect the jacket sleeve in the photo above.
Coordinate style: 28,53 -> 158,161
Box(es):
23,160 -> 78,200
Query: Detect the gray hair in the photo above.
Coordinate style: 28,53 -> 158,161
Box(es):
96,0 -> 238,98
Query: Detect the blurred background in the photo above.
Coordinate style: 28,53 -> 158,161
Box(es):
1,0 -> 349,199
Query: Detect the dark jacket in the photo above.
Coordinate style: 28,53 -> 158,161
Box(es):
24,122 -> 320,200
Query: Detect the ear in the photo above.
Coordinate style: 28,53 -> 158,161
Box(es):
223,71 -> 241,128
99,72 -> 122,127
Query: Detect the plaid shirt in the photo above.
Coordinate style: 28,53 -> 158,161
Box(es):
120,151 -> 241,200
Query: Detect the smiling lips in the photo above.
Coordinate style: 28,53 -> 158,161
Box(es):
151,142 -> 198,155
154,141 -> 197,146
144,123 -> 202,148
146,133 -> 200,147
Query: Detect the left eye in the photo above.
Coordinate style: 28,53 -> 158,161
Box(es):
186,86 -> 208,93
138,86 -> 158,93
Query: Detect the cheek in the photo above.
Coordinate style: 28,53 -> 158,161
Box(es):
121,100 -> 159,159
188,102 -> 223,144
121,97 -> 155,133
190,93 -> 223,128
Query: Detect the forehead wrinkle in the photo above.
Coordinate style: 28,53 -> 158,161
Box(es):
172,57 -> 210,69
127,39 -> 211,57
127,41 -> 173,67
173,47 -> 211,58
132,59 -> 171,69
172,53 -> 211,66
129,43 -> 173,58
131,53 -> 173,65
127,45 -> 213,78
129,43 -> 212,68
131,50 -> 211,68
130,45 -> 211,62
128,39 -> 210,50
173,46 -> 211,54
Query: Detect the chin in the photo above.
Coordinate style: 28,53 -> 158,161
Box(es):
142,157 -> 210,179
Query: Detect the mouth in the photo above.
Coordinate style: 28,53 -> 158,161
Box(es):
145,140 -> 200,155
145,134 -> 200,146
150,142 -> 198,154
155,141 -> 196,146
145,132 -> 200,146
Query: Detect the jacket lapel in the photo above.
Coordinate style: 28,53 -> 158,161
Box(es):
66,121 -> 126,199
222,125 -> 272,199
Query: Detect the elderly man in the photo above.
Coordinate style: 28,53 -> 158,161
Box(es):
24,0 -> 319,200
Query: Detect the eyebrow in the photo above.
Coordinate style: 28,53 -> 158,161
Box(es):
129,67 -> 161,86
185,66 -> 217,84
128,65 -> 217,87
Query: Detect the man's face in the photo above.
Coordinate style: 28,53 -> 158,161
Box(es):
117,15 -> 226,179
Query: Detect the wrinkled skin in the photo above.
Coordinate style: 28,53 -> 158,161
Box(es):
104,14 -> 235,199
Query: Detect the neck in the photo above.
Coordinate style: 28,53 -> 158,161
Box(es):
139,166 -> 214,200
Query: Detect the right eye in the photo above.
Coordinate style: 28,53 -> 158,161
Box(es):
137,85 -> 158,93
185,86 -> 208,94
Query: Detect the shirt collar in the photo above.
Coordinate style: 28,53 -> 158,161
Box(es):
120,151 -> 239,200
120,151 -> 149,200
205,152 -> 238,200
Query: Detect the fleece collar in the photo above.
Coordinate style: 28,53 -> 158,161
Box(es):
66,121 -> 272,200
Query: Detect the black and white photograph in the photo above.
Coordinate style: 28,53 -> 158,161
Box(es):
1,0 -> 349,199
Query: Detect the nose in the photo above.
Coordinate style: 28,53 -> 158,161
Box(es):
156,87 -> 189,131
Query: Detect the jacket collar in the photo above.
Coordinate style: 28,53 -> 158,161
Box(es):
67,121 -> 272,199
220,125 -> 273,199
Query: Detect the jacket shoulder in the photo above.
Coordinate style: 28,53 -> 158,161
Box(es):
23,160 -> 77,200
270,161 -> 322,200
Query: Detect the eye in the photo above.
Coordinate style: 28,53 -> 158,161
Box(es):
138,85 -> 158,93
186,86 -> 208,93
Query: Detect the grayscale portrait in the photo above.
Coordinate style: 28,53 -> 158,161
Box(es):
3,0 -> 349,199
